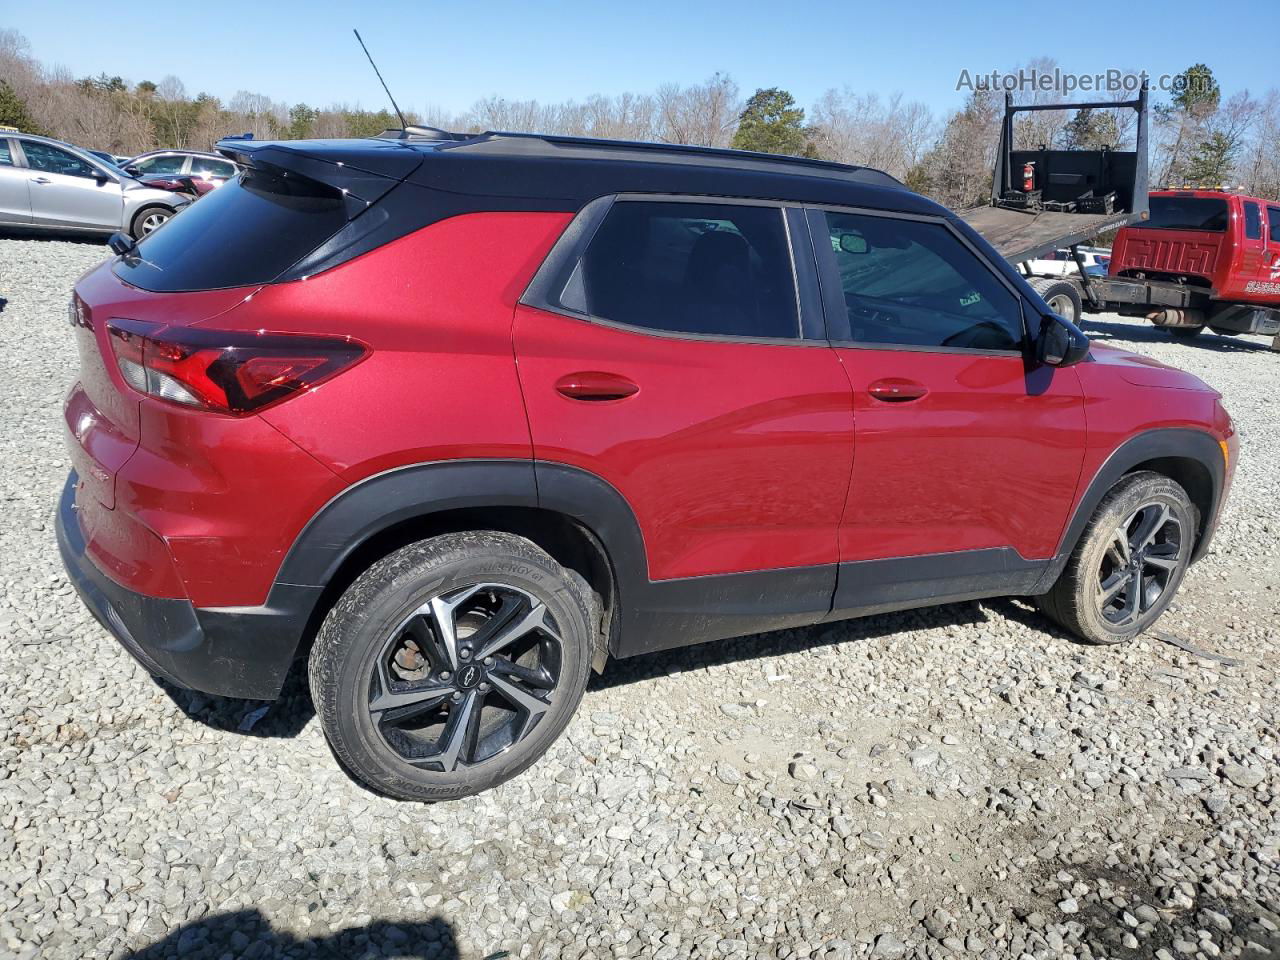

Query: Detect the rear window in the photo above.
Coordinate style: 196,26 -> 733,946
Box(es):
114,168 -> 349,292
1146,196 -> 1229,232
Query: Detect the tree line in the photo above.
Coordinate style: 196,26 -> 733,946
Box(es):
2,30 -> 1276,207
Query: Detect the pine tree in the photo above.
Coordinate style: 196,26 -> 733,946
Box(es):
731,88 -> 814,157
0,81 -> 42,134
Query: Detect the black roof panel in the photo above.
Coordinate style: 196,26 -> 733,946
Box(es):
218,131 -> 945,218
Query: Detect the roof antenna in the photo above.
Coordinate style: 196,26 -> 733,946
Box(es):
353,28 -> 409,134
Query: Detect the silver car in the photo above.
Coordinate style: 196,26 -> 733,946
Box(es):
0,133 -> 191,239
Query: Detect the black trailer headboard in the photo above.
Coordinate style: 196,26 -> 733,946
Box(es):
991,87 -> 1149,219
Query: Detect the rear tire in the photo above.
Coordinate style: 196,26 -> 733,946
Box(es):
1037,472 -> 1196,645
308,532 -> 595,801
1028,277 -> 1083,327
1167,325 -> 1205,339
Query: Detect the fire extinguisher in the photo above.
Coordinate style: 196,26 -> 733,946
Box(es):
1022,161 -> 1036,193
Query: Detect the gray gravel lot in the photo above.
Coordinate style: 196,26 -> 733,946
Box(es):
1,236 -> 1277,960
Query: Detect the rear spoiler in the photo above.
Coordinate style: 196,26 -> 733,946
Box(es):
215,138 -> 425,218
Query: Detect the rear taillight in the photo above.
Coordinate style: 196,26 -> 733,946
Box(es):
106,320 -> 366,415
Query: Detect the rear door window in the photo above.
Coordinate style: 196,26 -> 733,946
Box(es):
113,167 -> 349,292
1244,201 -> 1262,240
134,154 -> 186,175
190,156 -> 236,178
818,211 -> 1024,351
22,141 -> 97,179
1268,207 -> 1280,246
0,140 -> 13,166
558,200 -> 800,340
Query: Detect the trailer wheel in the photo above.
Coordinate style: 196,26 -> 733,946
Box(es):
1028,277 -> 1083,328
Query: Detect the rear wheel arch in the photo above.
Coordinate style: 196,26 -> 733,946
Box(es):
274,460 -> 643,668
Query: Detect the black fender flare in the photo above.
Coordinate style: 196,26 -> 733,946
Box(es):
1035,427 -> 1226,592
271,458 -> 650,597
256,458 -> 651,652
262,458 -> 831,664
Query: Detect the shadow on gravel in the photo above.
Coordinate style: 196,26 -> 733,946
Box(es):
590,599 -> 991,691
117,907 -> 465,960
0,226 -> 109,244
1037,860 -> 1280,959
983,596 -> 1086,643
157,597 -> 1063,735
155,659 -> 315,739
1085,319 -> 1273,354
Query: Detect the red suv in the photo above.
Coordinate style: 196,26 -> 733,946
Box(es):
58,132 -> 1237,800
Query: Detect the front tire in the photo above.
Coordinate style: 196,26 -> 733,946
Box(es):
1038,472 -> 1196,645
130,205 -> 173,239
309,532 -> 594,801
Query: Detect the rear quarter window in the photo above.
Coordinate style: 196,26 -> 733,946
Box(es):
1243,201 -> 1262,240
114,168 -> 349,292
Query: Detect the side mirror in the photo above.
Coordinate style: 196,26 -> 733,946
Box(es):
93,171 -> 111,185
107,232 -> 135,256
1036,313 -> 1090,367
124,165 -> 141,177
838,233 -> 869,255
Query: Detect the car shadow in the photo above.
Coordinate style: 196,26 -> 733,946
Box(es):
155,599 -> 1012,740
154,658 -> 315,740
1085,318 -> 1273,354
156,597 -> 1082,747
1028,857 -> 1279,960
0,226 -> 110,244
588,599 -> 995,691
115,907 -> 467,960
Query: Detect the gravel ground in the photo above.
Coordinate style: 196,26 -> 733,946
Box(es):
1,236 -> 1277,960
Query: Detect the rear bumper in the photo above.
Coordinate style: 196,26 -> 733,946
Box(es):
57,472 -> 317,700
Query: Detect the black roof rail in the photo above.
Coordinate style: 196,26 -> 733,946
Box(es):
434,131 -> 902,187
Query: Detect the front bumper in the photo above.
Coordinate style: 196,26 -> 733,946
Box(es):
56,472 -> 316,699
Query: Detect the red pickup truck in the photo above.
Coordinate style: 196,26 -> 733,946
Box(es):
1108,189 -> 1280,344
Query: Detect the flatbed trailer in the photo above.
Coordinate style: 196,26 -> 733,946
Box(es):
959,88 -> 1148,265
958,88 -> 1279,350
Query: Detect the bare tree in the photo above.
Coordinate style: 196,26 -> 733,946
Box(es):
1011,57 -> 1070,150
228,90 -> 287,139
655,73 -> 740,146
1238,89 -> 1280,197
809,89 -> 935,179
918,89 -> 1002,208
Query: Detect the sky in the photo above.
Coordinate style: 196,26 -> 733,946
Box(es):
7,0 -> 1280,118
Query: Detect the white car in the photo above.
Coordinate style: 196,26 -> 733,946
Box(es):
0,133 -> 190,239
1022,247 -> 1111,278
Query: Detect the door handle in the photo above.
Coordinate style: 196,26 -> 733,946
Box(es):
30,177 -> 51,185
868,378 -> 928,403
554,371 -> 639,402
